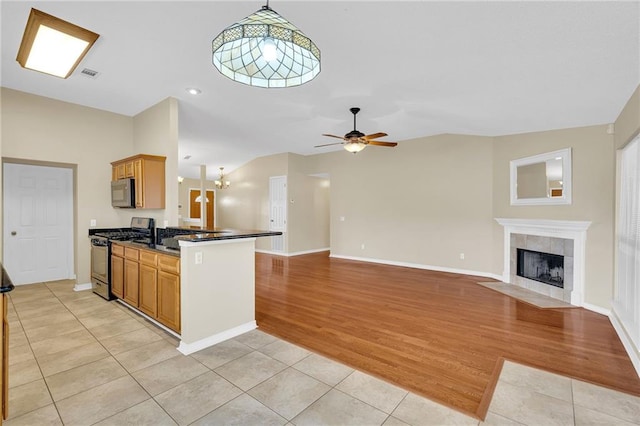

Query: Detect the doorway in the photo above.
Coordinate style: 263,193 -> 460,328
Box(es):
269,176 -> 287,252
3,162 -> 74,285
188,189 -> 214,228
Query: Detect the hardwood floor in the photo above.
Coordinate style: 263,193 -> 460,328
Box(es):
255,251 -> 640,420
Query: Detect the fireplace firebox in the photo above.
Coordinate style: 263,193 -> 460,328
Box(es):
516,248 -> 564,288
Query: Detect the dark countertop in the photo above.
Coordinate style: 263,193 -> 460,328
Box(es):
1,263 -> 15,293
113,229 -> 281,255
171,228 -> 282,243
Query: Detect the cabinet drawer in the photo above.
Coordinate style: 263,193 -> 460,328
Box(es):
139,250 -> 157,266
112,244 -> 124,257
124,247 -> 139,261
158,254 -> 180,274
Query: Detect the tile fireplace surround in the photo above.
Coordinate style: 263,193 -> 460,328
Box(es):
495,218 -> 591,307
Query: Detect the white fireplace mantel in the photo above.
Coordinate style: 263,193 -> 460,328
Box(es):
495,218 -> 591,306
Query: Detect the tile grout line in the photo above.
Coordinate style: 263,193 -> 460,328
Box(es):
8,282 -> 67,423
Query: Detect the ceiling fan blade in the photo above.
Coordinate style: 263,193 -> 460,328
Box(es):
314,142 -> 345,148
363,132 -> 388,140
367,141 -> 398,147
322,134 -> 346,140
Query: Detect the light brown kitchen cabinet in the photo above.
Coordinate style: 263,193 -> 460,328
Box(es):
157,254 -> 180,332
158,270 -> 180,332
111,154 -> 166,209
113,163 -> 125,181
124,247 -> 140,306
138,251 -> 158,317
139,264 -> 158,317
110,243 -> 180,333
111,254 -> 124,299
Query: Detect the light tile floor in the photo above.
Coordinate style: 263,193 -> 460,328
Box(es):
5,281 -> 640,425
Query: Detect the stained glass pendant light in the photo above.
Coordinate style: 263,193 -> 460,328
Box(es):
212,1 -> 320,88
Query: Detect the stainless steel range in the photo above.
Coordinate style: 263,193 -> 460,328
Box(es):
89,217 -> 155,300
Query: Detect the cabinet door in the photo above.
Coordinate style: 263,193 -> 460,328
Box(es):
115,163 -> 126,180
133,159 -> 144,208
158,271 -> 180,332
111,255 -> 124,299
124,259 -> 139,306
124,161 -> 135,178
138,264 -> 157,317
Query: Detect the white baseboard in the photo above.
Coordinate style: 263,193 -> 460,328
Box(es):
582,302 -> 610,316
329,254 -> 504,281
609,309 -> 640,378
255,247 -> 330,257
177,321 -> 257,355
116,300 -> 181,338
73,283 -> 92,292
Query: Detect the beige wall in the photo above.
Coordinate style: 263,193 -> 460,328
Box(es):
216,152 -> 330,254
217,153 -> 288,251
614,85 -> 640,149
306,134 -> 496,273
0,89 -> 179,284
493,124 -> 615,308
115,97 -> 180,228
0,88 -> 134,284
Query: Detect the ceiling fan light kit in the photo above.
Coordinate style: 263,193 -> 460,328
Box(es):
316,107 -> 398,154
211,1 -> 320,88
16,8 -> 99,79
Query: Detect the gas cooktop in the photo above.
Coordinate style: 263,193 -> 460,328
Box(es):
94,231 -> 148,241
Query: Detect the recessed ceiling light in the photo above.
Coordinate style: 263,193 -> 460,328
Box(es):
186,88 -> 201,95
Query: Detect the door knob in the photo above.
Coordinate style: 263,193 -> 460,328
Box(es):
10,231 -> 16,236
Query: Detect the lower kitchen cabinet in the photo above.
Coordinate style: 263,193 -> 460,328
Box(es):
139,264 -> 158,317
111,255 -> 124,299
157,270 -> 180,332
111,243 -> 180,333
123,259 -> 139,306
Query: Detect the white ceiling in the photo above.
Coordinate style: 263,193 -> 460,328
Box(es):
2,1 -> 639,180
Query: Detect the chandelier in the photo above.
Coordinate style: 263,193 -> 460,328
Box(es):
211,1 -> 320,88
215,167 -> 230,189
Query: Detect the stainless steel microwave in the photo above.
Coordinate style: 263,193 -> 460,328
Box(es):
111,178 -> 136,208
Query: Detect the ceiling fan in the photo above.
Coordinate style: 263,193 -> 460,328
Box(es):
315,107 -> 398,154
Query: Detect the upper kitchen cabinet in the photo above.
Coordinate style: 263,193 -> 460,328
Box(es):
111,154 -> 166,209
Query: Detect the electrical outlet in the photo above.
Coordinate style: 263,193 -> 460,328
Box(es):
459,253 -> 465,260
195,252 -> 203,264
340,216 -> 345,222
90,219 -> 97,227
361,243 -> 365,250
164,220 -> 169,227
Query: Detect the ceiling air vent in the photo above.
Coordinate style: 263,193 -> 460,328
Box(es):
80,68 -> 99,78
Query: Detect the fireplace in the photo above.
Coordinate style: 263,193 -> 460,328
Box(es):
495,218 -> 591,306
516,249 -> 564,288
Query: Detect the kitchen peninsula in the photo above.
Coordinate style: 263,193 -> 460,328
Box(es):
111,228 -> 280,355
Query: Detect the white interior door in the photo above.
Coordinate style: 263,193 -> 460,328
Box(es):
3,163 -> 74,285
269,176 -> 287,252
269,176 -> 287,232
